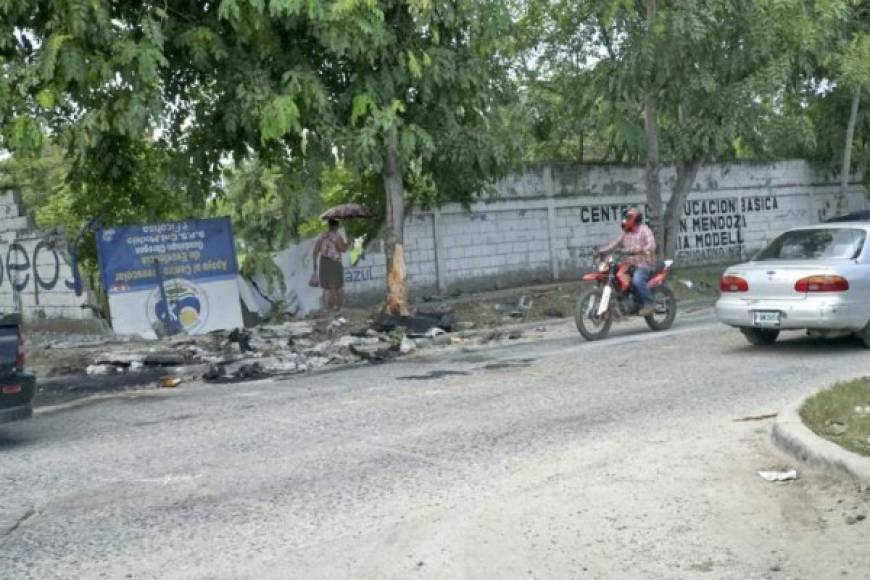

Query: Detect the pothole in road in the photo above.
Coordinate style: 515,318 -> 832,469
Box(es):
481,358 -> 537,371
133,413 -> 197,428
397,370 -> 470,381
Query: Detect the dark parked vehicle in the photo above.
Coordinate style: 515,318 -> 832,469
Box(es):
826,210 -> 870,223
0,314 -> 36,424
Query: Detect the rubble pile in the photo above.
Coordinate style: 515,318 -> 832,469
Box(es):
29,305 -> 535,385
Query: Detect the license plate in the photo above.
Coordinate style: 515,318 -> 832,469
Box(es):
753,311 -> 781,328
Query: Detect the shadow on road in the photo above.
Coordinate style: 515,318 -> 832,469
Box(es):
728,334 -> 867,356
0,431 -> 36,451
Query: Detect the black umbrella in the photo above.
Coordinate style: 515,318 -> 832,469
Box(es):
320,203 -> 375,220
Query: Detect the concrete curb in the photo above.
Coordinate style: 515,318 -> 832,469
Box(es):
772,389 -> 870,482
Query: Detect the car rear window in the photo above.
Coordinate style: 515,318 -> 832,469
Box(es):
0,326 -> 18,364
755,228 -> 866,261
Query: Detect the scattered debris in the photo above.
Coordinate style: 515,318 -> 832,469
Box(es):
542,307 -> 564,318
825,420 -> 849,436
508,329 -> 524,340
86,364 -> 122,376
203,364 -> 225,381
399,337 -> 416,355
680,279 -> 694,289
425,327 -> 447,338
350,342 -> 395,362
517,295 -> 533,312
161,377 -> 182,388
845,514 -> 866,525
228,328 -> 253,353
758,469 -> 799,482
733,413 -> 778,422
373,309 -> 456,335
431,333 -> 453,347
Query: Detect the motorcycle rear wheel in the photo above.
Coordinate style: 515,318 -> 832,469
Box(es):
575,287 -> 613,341
644,285 -> 677,331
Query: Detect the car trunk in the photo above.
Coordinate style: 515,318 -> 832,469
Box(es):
729,262 -> 834,301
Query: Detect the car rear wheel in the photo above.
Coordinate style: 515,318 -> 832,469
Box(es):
741,327 -> 780,346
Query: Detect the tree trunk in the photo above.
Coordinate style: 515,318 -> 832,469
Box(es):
662,161 -> 700,259
837,90 -> 861,217
382,128 -> 410,316
644,92 -> 663,257
643,0 -> 664,257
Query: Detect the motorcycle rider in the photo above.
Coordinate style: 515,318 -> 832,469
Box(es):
598,208 -> 657,316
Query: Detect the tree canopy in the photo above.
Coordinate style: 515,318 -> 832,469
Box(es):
0,0 -> 868,304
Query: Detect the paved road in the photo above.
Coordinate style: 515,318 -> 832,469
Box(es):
3,312 -> 870,579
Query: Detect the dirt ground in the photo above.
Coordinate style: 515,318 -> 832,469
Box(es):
443,263 -> 725,329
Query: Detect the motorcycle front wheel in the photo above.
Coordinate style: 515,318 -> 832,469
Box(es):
575,287 -> 613,341
644,285 -> 677,331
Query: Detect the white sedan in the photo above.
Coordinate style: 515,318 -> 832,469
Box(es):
716,223 -> 870,346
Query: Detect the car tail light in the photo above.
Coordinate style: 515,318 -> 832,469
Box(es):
16,352 -> 24,369
795,275 -> 850,292
720,275 -> 749,292
2,385 -> 21,395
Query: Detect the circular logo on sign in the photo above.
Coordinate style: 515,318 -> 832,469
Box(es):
145,279 -> 209,334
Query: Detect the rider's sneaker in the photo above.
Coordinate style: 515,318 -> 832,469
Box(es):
638,305 -> 655,317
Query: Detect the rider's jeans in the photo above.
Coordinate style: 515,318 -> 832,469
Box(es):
632,266 -> 654,306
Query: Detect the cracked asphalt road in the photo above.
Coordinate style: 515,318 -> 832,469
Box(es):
2,311 -> 870,579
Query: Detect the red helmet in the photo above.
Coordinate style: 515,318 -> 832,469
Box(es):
621,208 -> 643,232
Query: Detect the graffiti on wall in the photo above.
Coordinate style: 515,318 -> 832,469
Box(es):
0,238 -> 76,303
675,195 -> 780,263
344,266 -> 374,283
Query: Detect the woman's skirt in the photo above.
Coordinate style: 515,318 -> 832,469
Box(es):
319,256 -> 344,290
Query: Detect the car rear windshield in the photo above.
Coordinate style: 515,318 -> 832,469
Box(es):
755,228 -> 866,261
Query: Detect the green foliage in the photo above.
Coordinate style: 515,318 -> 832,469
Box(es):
0,141 -> 70,229
0,0 -> 527,299
522,0 -> 820,166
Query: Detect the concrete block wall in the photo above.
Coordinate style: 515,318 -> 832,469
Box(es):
0,190 -> 97,321
339,160 -> 867,303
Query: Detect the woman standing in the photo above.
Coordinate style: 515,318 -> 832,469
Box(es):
313,219 -> 350,311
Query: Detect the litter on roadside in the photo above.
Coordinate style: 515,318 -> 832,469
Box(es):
733,413 -> 778,422
161,377 -> 183,388
758,469 -> 799,482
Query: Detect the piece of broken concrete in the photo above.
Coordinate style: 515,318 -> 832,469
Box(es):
399,337 -> 416,355
350,343 -> 395,361
431,333 -> 452,347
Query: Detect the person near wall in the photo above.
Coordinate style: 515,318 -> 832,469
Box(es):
313,219 -> 350,312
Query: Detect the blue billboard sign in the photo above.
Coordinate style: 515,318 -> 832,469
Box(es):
97,217 -> 238,295
96,217 -> 244,337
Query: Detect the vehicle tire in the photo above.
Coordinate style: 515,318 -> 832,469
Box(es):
741,327 -> 780,346
575,287 -> 613,341
858,324 -> 870,348
644,285 -> 677,331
